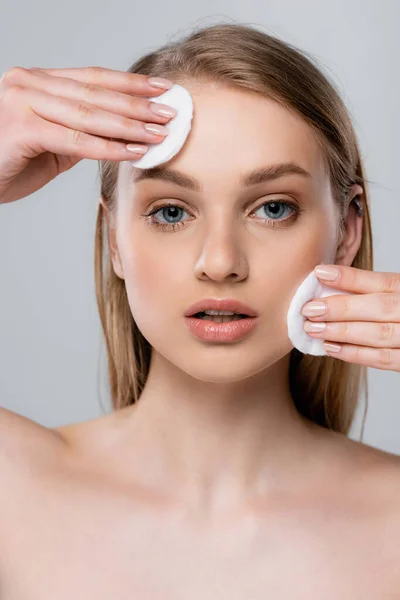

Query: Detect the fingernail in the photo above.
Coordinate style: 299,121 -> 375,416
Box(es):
304,321 -> 326,332
324,342 -> 341,353
314,265 -> 339,281
144,123 -> 169,136
150,103 -> 177,118
126,145 -> 148,154
147,77 -> 174,89
302,302 -> 326,317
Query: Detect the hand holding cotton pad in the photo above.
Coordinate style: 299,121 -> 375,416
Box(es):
287,269 -> 353,356
130,84 -> 194,169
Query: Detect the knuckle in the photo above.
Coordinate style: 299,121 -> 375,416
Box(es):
120,114 -> 135,130
382,272 -> 400,293
0,84 -> 23,102
71,128 -> 85,146
76,102 -> 92,120
2,66 -> 27,83
85,66 -> 103,83
129,95 -> 141,112
378,347 -> 392,367
341,296 -> 352,318
378,322 -> 395,342
380,292 -> 400,315
26,67 -> 42,75
82,82 -> 97,103
342,321 -> 350,337
97,136 -> 116,154
337,321 -> 348,337
103,137 -> 116,151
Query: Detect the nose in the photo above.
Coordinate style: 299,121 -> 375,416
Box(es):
193,223 -> 249,283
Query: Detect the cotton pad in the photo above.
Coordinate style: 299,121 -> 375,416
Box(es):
287,269 -> 353,356
130,84 -> 194,169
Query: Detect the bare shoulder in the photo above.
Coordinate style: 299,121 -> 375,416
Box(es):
326,427 -> 400,489
0,404 -> 126,476
354,439 -> 400,561
343,432 -> 400,479
326,430 -> 400,536
0,407 -> 66,481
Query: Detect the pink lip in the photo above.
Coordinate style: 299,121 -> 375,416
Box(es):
184,298 -> 258,318
184,315 -> 259,343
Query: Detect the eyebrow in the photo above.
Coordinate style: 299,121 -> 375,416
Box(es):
131,161 -> 312,192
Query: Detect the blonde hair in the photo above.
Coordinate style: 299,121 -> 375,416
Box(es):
95,22 -> 372,440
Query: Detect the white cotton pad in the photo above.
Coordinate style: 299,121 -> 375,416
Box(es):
130,83 -> 194,169
287,270 -> 353,356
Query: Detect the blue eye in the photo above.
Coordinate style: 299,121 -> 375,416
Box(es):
144,199 -> 302,231
253,201 -> 293,220
153,206 -> 189,224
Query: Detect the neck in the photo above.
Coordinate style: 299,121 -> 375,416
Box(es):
117,350 -> 319,516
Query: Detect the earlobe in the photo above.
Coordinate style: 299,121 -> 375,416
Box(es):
108,228 -> 125,280
99,198 -> 125,280
111,257 -> 125,281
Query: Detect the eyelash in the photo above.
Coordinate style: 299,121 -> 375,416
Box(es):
142,199 -> 304,232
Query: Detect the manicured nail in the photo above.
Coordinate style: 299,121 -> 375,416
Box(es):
304,321 -> 326,332
147,77 -> 174,89
144,123 -> 168,136
302,302 -> 326,317
314,265 -> 339,281
126,145 -> 148,154
324,342 -> 341,353
150,103 -> 177,118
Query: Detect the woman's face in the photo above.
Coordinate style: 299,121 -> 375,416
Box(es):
112,82 -> 340,382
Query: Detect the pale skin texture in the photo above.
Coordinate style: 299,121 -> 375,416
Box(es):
1,82 -> 400,598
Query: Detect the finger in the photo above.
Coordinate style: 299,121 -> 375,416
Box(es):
322,341 -> 400,372
26,110 -> 149,161
28,66 -> 173,96
24,86 -> 168,145
4,68 -> 175,127
314,264 -> 400,294
302,292 -> 400,323
304,320 -> 400,348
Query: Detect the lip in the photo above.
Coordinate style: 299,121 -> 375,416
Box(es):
184,315 -> 259,343
184,298 -> 258,318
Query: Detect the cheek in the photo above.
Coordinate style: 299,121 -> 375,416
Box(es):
252,219 -> 337,333
120,240 -> 185,319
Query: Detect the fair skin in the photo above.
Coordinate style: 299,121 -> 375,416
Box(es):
101,80 -> 364,511
1,81 -> 400,597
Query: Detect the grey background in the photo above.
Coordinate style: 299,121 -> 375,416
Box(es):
0,1 -> 399,452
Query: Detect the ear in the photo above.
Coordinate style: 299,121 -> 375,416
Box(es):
98,195 -> 125,280
334,184 -> 364,266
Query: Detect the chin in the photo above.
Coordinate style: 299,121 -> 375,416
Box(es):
157,341 -> 291,383
180,357 -> 279,383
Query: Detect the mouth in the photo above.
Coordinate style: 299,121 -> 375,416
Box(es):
184,298 -> 258,319
192,311 -> 251,322
184,309 -> 259,342
184,299 -> 258,342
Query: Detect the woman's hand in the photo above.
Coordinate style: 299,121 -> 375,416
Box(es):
0,66 -> 175,204
301,265 -> 400,372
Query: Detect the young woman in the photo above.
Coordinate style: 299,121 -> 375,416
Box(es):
0,22 -> 399,598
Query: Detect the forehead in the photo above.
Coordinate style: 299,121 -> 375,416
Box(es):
127,82 -> 328,191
